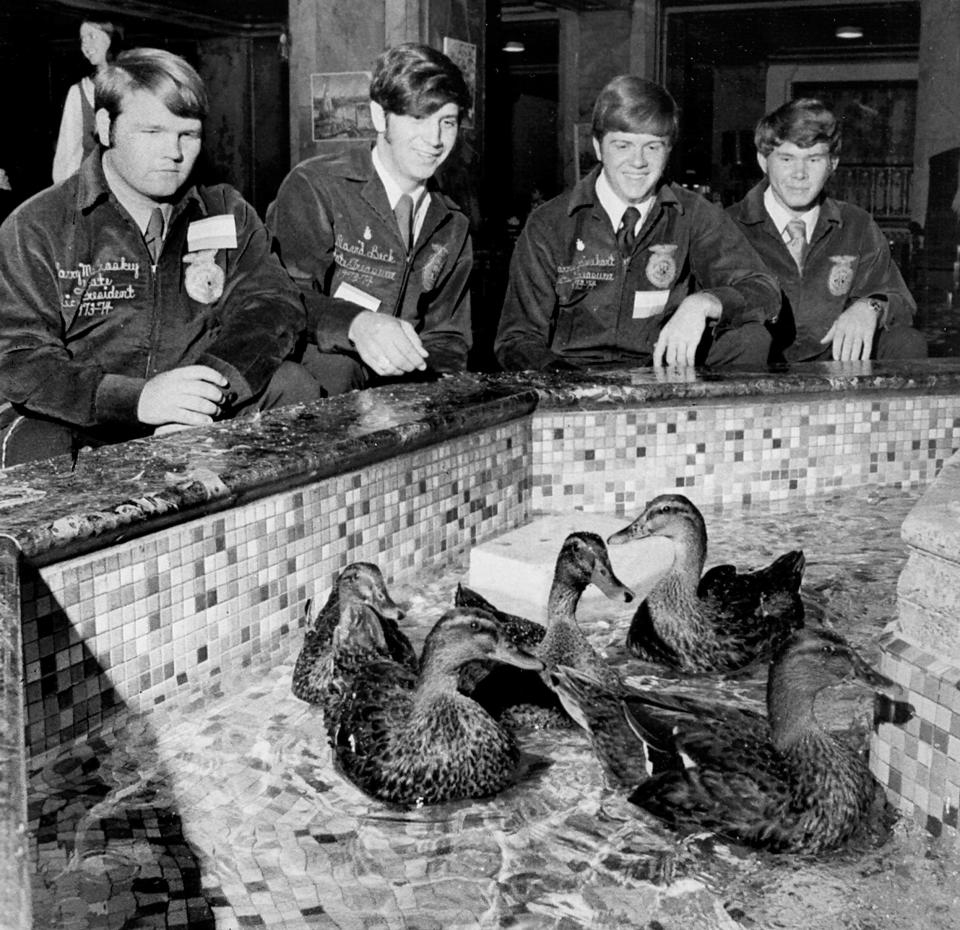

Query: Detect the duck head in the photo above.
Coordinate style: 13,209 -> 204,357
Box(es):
419,608 -> 546,679
555,532 -> 635,604
607,495 -> 707,549
337,561 -> 404,622
331,600 -> 390,652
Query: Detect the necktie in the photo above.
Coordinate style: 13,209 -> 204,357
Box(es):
145,207 -> 164,264
785,218 -> 807,272
394,193 -> 414,251
617,205 -> 641,257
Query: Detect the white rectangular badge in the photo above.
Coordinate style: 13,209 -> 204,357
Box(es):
633,289 -> 669,319
334,281 -> 381,312
187,215 -> 238,252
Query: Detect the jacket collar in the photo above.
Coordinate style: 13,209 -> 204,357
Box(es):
76,148 -> 206,222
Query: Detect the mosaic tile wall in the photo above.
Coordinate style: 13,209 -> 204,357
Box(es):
875,633 -> 960,845
530,395 -> 960,514
20,422 -> 532,757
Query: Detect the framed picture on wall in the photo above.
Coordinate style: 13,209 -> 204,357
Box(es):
311,71 -> 374,143
574,122 -> 597,180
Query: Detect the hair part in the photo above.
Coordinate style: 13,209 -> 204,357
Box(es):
755,98 -> 841,157
370,42 -> 471,119
95,47 -> 208,123
591,75 -> 680,144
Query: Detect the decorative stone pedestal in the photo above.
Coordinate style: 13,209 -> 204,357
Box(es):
874,450 -> 960,842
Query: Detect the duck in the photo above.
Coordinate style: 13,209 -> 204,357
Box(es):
607,494 -> 805,673
291,562 -> 416,708
330,606 -> 545,806
455,532 -> 635,726
550,626 -> 910,854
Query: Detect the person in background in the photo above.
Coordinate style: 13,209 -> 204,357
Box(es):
53,19 -> 124,183
728,98 -> 927,362
494,74 -> 778,372
267,42 -> 473,395
0,48 -> 321,468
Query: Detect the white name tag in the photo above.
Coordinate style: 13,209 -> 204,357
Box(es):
334,281 -> 381,312
187,215 -> 238,252
633,289 -> 669,319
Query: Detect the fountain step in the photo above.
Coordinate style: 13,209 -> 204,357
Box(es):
467,513 -> 674,626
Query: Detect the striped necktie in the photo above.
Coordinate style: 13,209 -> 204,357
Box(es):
785,218 -> 807,272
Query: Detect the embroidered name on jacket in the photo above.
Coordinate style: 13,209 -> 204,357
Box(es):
334,232 -> 400,289
57,259 -> 141,317
557,252 -> 617,290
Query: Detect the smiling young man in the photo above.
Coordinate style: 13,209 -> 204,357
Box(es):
495,75 -> 778,372
728,98 -> 927,362
0,48 -> 320,467
267,43 -> 473,394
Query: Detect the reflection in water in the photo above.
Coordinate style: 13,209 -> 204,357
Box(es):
28,487 -> 960,928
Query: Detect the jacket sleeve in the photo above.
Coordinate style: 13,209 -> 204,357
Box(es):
419,225 -> 473,372
0,207 -> 121,427
266,166 -> 364,353
846,216 -> 916,328
494,208 -> 562,371
688,199 -> 781,327
195,189 -> 307,405
52,84 -> 83,184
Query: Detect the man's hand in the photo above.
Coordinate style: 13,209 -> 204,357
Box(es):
348,311 -> 428,376
653,293 -> 722,367
820,300 -> 879,361
137,365 -> 228,427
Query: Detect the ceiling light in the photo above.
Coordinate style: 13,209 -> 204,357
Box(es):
835,25 -> 864,39
503,40 -> 525,53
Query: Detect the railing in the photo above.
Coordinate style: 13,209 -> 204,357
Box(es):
831,165 -> 913,220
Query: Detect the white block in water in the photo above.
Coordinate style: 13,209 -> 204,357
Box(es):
467,513 -> 675,626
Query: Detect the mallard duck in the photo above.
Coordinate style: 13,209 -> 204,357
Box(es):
331,607 -> 545,806
456,532 -> 635,726
291,562 -> 416,706
551,627 -> 910,854
608,494 -> 805,673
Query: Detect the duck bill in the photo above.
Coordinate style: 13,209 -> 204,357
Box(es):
373,595 -> 404,622
607,517 -> 648,546
490,639 -> 545,671
589,561 -> 636,604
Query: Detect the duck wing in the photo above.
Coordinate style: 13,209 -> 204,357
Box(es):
379,613 -> 419,672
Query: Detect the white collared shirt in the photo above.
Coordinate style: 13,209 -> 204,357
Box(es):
764,185 -> 819,244
595,170 -> 655,237
372,147 -> 430,245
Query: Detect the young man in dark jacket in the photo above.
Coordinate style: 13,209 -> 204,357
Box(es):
495,75 -> 779,372
0,48 -> 320,467
728,98 -> 927,362
267,43 -> 473,395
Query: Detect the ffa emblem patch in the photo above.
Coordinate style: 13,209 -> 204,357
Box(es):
576,239 -> 585,251
183,249 -> 224,304
827,255 -> 857,297
422,243 -> 449,290
645,244 -> 678,289
363,226 -> 372,240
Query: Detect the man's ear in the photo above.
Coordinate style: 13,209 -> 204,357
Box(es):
756,150 -> 768,176
370,101 -> 387,134
829,155 -> 839,175
95,109 -> 112,147
592,136 -> 602,163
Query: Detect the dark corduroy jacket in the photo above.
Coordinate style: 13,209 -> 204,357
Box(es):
495,168 -> 780,370
0,149 -> 305,430
266,145 -> 472,372
728,181 -> 916,361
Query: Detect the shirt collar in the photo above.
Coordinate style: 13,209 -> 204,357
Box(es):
595,169 -> 655,232
763,185 -> 819,241
372,147 -> 427,212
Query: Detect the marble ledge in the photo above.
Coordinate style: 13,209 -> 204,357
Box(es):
0,358 -> 959,564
